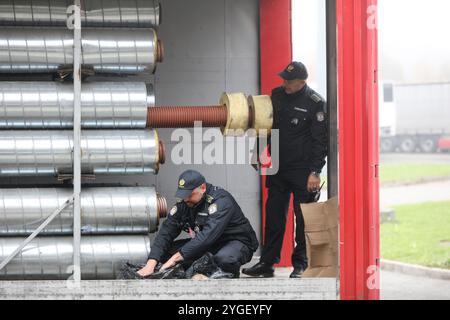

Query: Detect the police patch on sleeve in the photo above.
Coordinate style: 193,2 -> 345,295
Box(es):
316,112 -> 325,122
208,203 -> 218,215
170,206 -> 177,216
310,93 -> 323,103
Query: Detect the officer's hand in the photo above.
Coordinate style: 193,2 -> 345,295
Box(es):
160,252 -> 184,271
137,259 -> 158,277
307,174 -> 321,193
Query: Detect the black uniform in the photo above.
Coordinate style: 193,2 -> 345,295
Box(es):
148,183 -> 259,275
262,84 -> 328,269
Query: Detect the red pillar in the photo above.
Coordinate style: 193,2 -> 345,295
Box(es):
259,0 -> 294,267
337,0 -> 380,300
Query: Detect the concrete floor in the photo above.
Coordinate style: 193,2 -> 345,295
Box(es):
381,270 -> 450,300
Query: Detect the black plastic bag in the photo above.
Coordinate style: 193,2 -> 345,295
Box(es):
117,262 -> 165,280
117,254 -> 236,280
185,253 -> 236,279
117,262 -> 147,280
145,264 -> 186,279
117,262 -> 186,280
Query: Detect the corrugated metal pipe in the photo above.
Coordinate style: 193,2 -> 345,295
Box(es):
147,105 -> 228,128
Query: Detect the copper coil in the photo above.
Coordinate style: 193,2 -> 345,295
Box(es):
147,106 -> 228,128
156,194 -> 168,220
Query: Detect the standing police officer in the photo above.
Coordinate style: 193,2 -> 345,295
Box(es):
243,61 -> 328,278
137,170 -> 259,278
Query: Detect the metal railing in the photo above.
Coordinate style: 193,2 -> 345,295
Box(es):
0,1 -> 82,283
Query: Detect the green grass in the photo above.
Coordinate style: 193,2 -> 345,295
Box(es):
380,164 -> 450,185
381,201 -> 450,269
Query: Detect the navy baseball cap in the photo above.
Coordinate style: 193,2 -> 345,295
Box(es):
175,170 -> 206,199
278,61 -> 309,80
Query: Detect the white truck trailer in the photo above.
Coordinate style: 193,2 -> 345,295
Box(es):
380,82 -> 450,153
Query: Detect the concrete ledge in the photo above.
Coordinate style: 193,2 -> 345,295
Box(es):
381,259 -> 450,281
0,278 -> 338,300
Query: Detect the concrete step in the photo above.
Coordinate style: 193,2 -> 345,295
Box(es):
0,278 -> 338,300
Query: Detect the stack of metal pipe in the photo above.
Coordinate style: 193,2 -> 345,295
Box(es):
0,0 -> 167,280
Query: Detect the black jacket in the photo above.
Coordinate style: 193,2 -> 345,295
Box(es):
270,85 -> 328,173
148,183 -> 259,262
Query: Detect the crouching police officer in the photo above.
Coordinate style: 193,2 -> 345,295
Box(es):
137,170 -> 259,278
243,61 -> 328,278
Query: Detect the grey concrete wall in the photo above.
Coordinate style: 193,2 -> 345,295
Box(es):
152,0 -> 262,244
0,0 -> 262,245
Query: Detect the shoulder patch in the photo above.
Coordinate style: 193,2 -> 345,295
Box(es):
208,203 -> 218,215
316,112 -> 325,122
169,206 -> 177,216
206,195 -> 214,204
310,93 -> 323,104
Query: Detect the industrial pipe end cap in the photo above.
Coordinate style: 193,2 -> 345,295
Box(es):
248,95 -> 273,137
157,39 -> 165,63
220,92 -> 249,137
157,194 -> 168,220
152,130 -> 166,175
158,140 -> 166,164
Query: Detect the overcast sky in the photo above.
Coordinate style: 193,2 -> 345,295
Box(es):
293,0 -> 450,85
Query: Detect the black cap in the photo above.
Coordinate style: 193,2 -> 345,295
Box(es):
175,170 -> 206,199
278,61 -> 308,80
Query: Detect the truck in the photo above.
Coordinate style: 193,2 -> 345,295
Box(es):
379,82 -> 450,153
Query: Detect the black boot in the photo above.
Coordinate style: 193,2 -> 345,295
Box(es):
289,266 -> 306,279
242,262 -> 275,278
185,252 -> 218,279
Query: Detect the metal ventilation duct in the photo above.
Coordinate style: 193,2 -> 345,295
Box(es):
0,130 -> 164,177
0,236 -> 150,280
0,0 -> 161,28
0,82 -> 154,129
0,187 -> 168,236
0,28 -> 162,74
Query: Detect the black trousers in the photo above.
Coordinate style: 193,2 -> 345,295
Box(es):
161,239 -> 254,275
261,168 -> 314,269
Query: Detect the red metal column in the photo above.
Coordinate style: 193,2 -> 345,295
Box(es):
260,0 -> 294,267
337,0 -> 380,300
